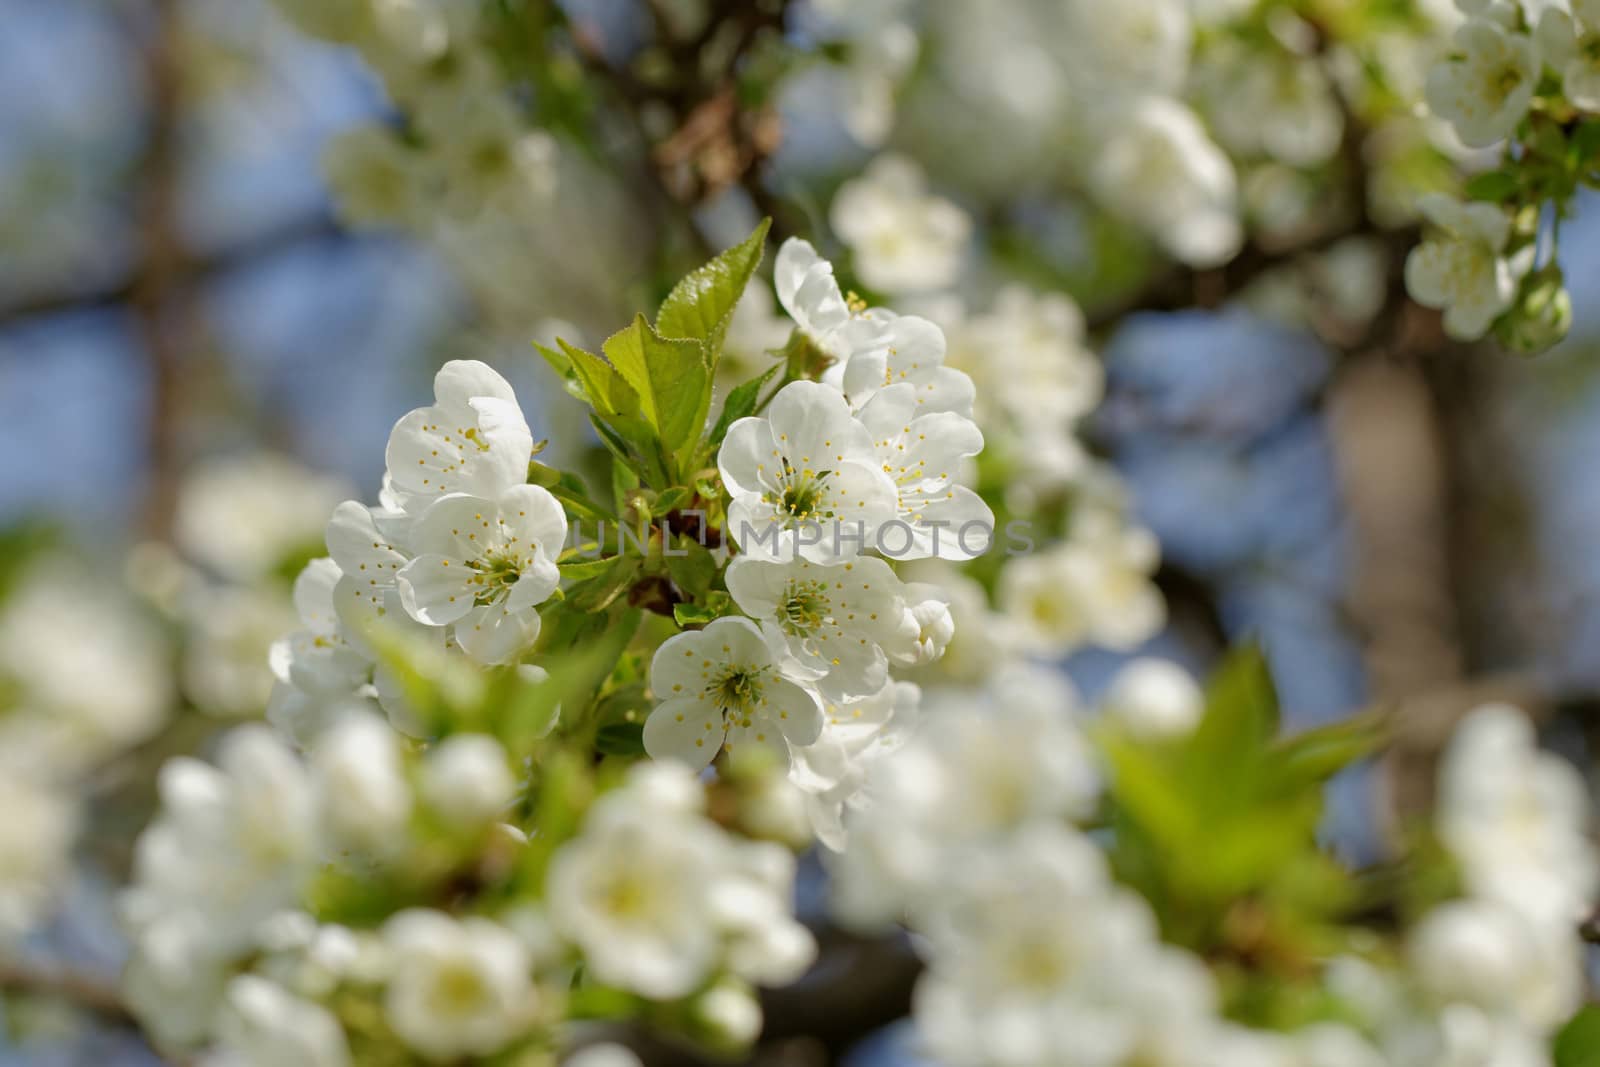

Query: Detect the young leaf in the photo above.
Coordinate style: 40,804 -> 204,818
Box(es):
602,315 -> 711,461
709,363 -> 782,449
672,595 -> 735,628
561,338 -> 639,420
656,218 -> 772,358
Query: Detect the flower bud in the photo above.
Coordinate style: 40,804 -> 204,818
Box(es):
1496,265 -> 1572,356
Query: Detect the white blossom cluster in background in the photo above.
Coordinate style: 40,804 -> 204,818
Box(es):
831,680 -> 1598,1067
0,564 -> 168,943
277,0 -> 556,235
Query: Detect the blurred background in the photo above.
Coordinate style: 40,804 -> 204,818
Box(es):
4,0 -> 1600,1062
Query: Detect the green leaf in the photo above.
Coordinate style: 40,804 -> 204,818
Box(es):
595,721 -> 647,756
656,218 -> 772,359
1556,1005 -> 1600,1067
559,556 -> 620,583
653,486 -> 692,514
589,412 -> 668,489
602,315 -> 711,462
533,339 -> 572,378
564,553 -> 641,613
672,595 -> 735,627
1272,713 -> 1386,785
709,363 -> 782,448
561,338 -> 639,420
665,536 -> 719,600
1187,644 -> 1279,772
1463,170 -> 1520,203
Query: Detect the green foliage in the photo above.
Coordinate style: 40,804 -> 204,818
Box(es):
709,363 -> 782,448
1101,646 -> 1385,966
1556,1005 -> 1600,1067
602,314 -> 711,472
656,217 -> 771,357
534,220 -> 771,491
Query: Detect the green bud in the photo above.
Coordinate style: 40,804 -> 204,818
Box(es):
1496,266 -> 1573,356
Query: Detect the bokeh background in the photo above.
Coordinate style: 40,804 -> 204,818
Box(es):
4,0 -> 1600,1063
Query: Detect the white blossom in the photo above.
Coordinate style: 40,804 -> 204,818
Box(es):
1061,0 -> 1193,100
267,558 -> 371,739
1436,704 -> 1598,930
324,124 -> 430,231
420,733 -> 517,826
1404,193 -> 1529,340
1538,3 -> 1600,109
549,763 -> 813,998
1426,17 -> 1538,147
772,238 -> 891,362
999,521 -> 1166,656
0,778 -> 78,943
857,383 -> 993,559
830,312 -> 976,418
718,379 -> 899,563
174,453 -> 348,582
382,909 -> 536,1061
383,359 -> 535,513
1409,898 -> 1583,1032
1100,657 -> 1204,741
829,154 -> 971,294
1089,98 -> 1242,268
831,674 -> 1100,926
207,975 -> 351,1067
789,680 -> 920,850
725,555 -> 920,702
310,710 -> 413,854
123,727 -> 321,1016
642,616 -> 824,770
395,484 -> 566,664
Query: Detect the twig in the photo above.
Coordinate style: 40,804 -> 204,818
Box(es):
0,959 -> 134,1027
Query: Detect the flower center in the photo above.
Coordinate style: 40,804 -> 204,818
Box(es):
467,551 -> 524,605
709,665 -> 767,712
1494,63 -> 1524,97
433,962 -> 489,1015
780,580 -> 831,637
772,460 -> 835,523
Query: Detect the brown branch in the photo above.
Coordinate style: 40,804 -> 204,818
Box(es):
0,959 -> 134,1028
128,0 -> 194,541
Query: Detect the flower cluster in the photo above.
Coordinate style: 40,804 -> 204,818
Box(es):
266,359 -> 563,742
831,659 -> 1597,1067
122,719 -> 810,1062
639,237 -> 989,842
1406,0 -> 1600,347
272,0 -> 556,234
0,562 -> 168,943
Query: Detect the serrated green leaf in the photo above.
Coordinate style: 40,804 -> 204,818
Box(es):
533,339 -> 573,378
602,315 -> 710,461
709,363 -> 782,449
656,218 -> 770,347
561,338 -> 638,419
656,218 -> 771,359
